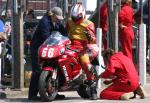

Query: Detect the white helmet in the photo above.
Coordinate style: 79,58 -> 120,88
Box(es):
70,4 -> 86,22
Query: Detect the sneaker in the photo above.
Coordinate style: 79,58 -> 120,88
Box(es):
120,92 -> 134,100
55,94 -> 65,100
135,85 -> 147,99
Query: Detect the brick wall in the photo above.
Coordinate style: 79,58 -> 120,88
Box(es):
27,0 -> 49,10
26,0 -> 50,16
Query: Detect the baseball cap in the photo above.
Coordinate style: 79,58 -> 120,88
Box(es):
51,7 -> 64,20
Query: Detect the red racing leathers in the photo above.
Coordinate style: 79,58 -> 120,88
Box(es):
66,18 -> 98,80
119,4 -> 134,60
100,52 -> 139,100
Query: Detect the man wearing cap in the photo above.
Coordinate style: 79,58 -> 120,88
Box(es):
28,7 -> 67,100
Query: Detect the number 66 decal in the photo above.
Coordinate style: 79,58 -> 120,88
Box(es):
42,48 -> 54,58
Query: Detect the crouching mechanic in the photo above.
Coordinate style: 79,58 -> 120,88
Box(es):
66,4 -> 99,100
97,49 -> 146,100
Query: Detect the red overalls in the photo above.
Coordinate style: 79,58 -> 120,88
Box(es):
100,2 -> 108,50
100,52 -> 139,100
119,4 -> 134,60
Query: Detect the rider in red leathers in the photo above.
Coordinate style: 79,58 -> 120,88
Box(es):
66,4 -> 98,100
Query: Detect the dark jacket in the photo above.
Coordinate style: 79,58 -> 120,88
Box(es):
31,14 -> 67,52
30,14 -> 67,73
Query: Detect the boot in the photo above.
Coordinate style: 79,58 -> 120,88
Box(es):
89,81 -> 97,100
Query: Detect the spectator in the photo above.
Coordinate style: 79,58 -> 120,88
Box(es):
28,7 -> 67,100
0,17 -> 6,42
24,9 -> 36,20
0,17 -> 11,42
1,9 -> 12,22
97,48 -> 146,100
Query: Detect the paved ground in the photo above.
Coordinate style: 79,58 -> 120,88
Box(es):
0,80 -> 150,103
0,87 -> 150,103
0,72 -> 150,103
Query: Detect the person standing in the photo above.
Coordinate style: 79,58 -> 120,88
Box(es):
66,4 -> 98,100
97,48 -> 146,100
0,16 -> 11,42
28,7 -> 67,100
0,17 -> 6,42
119,0 -> 134,60
100,1 -> 108,50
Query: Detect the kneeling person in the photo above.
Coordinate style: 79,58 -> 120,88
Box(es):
97,49 -> 146,100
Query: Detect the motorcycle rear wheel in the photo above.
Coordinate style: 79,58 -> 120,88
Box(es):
39,71 -> 57,102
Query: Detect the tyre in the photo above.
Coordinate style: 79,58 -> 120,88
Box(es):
39,71 -> 57,102
77,84 -> 91,99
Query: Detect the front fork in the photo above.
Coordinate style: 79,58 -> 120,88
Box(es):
47,69 -> 58,93
52,69 -> 57,80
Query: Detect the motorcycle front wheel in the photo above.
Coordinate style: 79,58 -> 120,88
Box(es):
39,71 -> 57,102
77,84 -> 91,99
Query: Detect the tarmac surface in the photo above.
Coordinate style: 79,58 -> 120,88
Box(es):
0,64 -> 150,103
0,86 -> 150,103
0,75 -> 150,103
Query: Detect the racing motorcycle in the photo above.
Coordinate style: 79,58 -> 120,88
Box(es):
38,31 -> 99,101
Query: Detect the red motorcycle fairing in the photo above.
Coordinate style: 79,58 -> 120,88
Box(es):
38,32 -> 97,101
38,44 -> 66,59
58,54 -> 82,82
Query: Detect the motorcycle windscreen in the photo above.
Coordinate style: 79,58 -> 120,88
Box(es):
43,31 -> 69,46
38,31 -> 70,59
